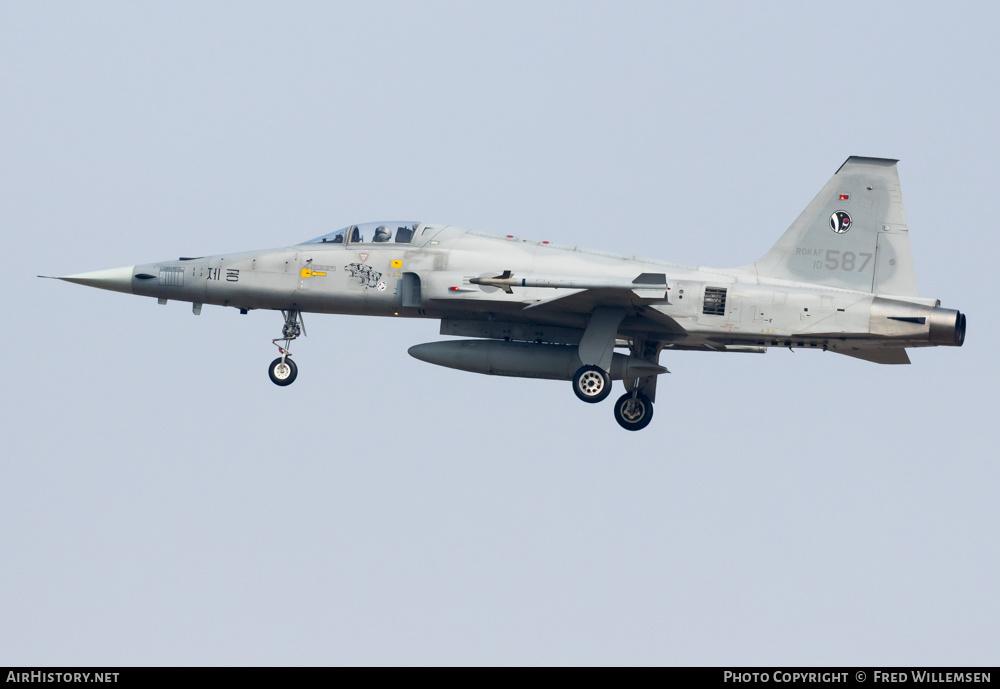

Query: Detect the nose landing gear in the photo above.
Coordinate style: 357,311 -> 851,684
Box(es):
269,356 -> 298,386
269,309 -> 304,386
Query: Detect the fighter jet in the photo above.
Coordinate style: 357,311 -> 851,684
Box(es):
45,157 -> 965,430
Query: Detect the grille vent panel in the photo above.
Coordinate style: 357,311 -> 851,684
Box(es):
159,266 -> 185,287
703,287 -> 727,316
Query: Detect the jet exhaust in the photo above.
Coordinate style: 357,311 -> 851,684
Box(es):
871,298 -> 967,347
929,309 -> 966,347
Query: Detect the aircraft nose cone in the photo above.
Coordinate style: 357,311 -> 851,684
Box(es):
56,266 -> 135,294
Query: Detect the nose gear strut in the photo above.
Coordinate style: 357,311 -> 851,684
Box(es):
268,309 -> 305,386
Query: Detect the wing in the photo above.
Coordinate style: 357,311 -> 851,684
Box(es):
522,287 -> 686,335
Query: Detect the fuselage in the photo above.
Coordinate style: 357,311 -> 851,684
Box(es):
120,223 -> 963,356
50,157 -> 968,431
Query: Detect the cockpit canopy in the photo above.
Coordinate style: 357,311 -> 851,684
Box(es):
302,221 -> 422,246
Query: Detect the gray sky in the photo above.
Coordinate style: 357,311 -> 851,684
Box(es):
2,1 -> 997,666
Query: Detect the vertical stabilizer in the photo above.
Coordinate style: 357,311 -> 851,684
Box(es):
748,157 -> 918,296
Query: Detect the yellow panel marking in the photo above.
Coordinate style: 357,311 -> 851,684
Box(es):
390,260 -> 403,268
300,268 -> 312,278
312,271 -> 327,277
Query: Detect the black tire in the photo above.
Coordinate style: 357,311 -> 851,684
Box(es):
613,392 -> 653,431
572,365 -> 612,403
269,357 -> 298,386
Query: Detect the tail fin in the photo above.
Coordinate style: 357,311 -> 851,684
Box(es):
749,156 -> 918,296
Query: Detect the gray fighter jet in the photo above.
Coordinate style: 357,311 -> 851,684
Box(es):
45,157 -> 965,430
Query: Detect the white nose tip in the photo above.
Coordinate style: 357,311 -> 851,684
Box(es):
57,266 -> 135,294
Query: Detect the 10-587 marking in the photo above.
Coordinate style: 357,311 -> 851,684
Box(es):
813,251 -> 872,272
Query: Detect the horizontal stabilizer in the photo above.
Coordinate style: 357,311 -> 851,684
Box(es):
831,347 -> 911,365
663,343 -> 767,354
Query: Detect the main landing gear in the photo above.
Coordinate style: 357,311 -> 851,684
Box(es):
269,309 -> 304,386
572,365 -> 612,403
570,328 -> 663,430
572,364 -> 655,431
613,390 -> 653,431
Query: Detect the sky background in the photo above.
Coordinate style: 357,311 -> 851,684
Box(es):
1,1 -> 997,666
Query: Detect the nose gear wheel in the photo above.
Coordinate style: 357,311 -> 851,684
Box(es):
268,357 -> 298,386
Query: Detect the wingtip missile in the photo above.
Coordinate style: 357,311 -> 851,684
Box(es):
469,271 -> 515,293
